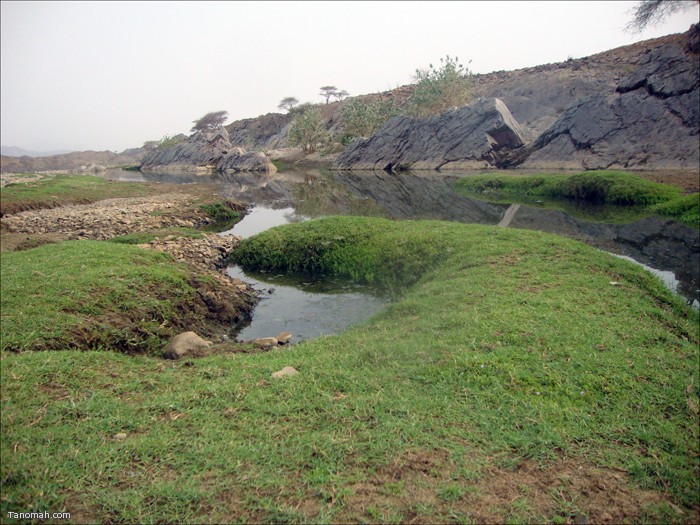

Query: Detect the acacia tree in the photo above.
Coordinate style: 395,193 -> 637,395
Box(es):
191,110 -> 228,132
277,96 -> 300,112
320,85 -> 339,104
626,0 -> 699,32
333,90 -> 350,102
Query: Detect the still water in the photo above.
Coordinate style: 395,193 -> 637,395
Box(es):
103,168 -> 700,337
223,206 -> 389,343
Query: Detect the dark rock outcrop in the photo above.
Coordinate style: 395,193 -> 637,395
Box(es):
139,128 -> 276,174
333,98 -> 525,171
520,38 -> 699,170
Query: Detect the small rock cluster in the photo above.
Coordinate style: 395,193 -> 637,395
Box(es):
250,331 -> 293,349
139,234 -> 241,272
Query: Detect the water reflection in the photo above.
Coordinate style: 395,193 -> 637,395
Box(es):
103,167 -> 699,305
227,266 -> 388,343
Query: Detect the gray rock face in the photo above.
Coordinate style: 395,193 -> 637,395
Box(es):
521,41 -> 699,170
333,98 -> 525,171
140,128 -> 276,173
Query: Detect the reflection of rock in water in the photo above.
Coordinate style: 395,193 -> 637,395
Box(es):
331,170 -> 506,223
138,168 -> 697,304
330,171 -> 699,303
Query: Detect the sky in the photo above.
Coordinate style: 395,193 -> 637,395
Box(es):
1,1 -> 698,153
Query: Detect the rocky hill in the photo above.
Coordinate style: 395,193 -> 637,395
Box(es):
4,26 -> 697,174
335,25 -> 699,171
0,147 -> 147,174
229,25 -> 699,172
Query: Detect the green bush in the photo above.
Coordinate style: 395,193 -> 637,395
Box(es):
407,55 -> 473,117
456,171 -> 682,206
340,97 -> 399,141
288,106 -> 328,154
199,202 -> 241,231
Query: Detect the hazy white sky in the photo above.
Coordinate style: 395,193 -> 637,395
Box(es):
1,1 -> 698,152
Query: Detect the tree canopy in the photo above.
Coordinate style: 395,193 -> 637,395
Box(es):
191,111 -> 228,132
626,0 -> 699,33
320,86 -> 339,104
278,97 -> 300,112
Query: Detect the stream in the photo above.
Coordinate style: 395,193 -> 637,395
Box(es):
104,168 -> 700,341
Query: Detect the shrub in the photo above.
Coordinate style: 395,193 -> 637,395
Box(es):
288,106 -> 328,154
407,55 -> 473,117
340,97 -> 400,141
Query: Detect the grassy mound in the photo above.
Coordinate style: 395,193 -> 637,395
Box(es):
0,240 -> 250,353
455,171 -> 699,227
650,193 -> 700,228
455,171 -> 681,205
2,218 -> 698,523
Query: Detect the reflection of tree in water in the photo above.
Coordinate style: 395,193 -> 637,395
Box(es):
292,169 -> 387,218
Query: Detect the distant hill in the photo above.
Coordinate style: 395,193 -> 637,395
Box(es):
0,148 -> 148,173
1,145 -> 75,157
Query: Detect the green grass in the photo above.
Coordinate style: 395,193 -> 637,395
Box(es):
0,241 -> 232,353
649,193 -> 700,228
107,228 -> 205,245
198,202 -> 242,232
455,171 -> 681,205
0,175 -> 152,216
454,171 -> 698,227
2,217 -> 698,523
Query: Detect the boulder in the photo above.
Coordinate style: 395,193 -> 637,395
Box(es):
333,98 -> 525,171
271,366 -> 299,379
252,337 -> 278,349
276,332 -> 293,345
162,331 -> 212,359
140,128 -> 277,174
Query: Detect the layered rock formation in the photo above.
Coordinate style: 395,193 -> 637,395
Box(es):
334,26 -> 699,172
520,36 -> 699,170
333,98 -> 526,171
139,128 -> 276,174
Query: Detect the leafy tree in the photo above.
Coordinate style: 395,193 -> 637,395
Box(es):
340,97 -> 399,142
626,0 -> 699,33
320,85 -> 339,104
277,96 -> 300,112
191,110 -> 228,132
288,106 -> 328,153
407,55 -> 472,117
334,90 -> 350,102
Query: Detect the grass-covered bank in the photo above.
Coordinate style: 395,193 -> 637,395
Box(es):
2,217 -> 699,523
0,174 -> 152,216
455,171 -> 700,228
0,241 -> 251,353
